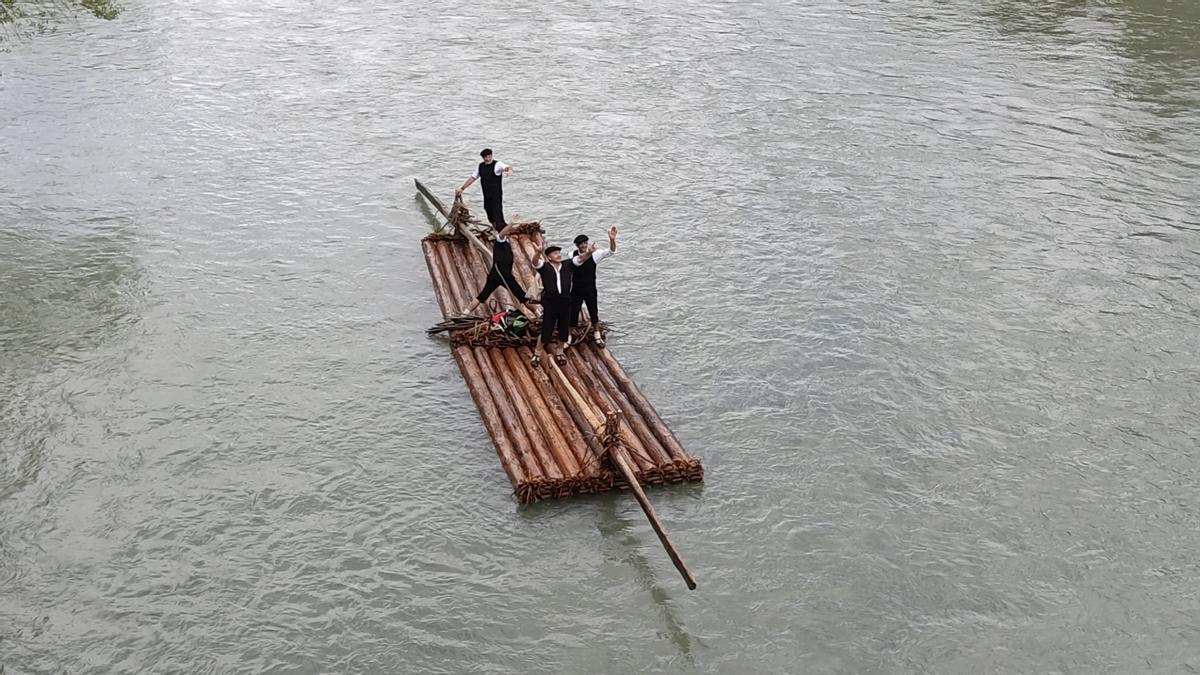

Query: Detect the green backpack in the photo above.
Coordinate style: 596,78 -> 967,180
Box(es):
491,309 -> 530,336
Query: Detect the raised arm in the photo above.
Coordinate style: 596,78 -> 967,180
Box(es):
495,160 -> 514,177
608,225 -> 617,253
498,215 -> 520,239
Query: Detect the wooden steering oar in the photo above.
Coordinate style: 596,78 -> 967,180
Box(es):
414,178 -> 494,260
544,357 -> 697,590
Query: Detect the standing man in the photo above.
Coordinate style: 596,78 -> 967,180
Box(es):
456,149 -> 531,317
570,225 -> 618,344
456,148 -> 513,228
531,245 -> 595,367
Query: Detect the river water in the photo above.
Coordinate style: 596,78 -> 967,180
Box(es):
2,0 -> 1198,672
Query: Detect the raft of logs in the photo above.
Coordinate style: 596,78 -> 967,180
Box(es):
418,182 -> 705,507
417,179 -> 703,589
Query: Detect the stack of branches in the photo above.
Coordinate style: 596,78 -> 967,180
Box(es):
507,221 -> 545,236
425,199 -> 543,241
427,316 -> 539,348
427,316 -> 611,348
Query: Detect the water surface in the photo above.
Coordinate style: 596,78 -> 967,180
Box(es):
2,0 -> 1199,672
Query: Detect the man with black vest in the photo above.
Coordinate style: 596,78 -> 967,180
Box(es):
570,225 -> 618,344
456,148 -> 513,228
456,149 -> 532,317
459,217 -> 536,318
531,245 -> 595,367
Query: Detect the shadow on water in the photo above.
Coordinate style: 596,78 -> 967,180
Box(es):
0,211 -> 145,499
596,494 -> 697,666
980,0 -> 1200,117
515,487 -> 700,662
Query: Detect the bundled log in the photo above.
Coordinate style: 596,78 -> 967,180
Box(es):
473,347 -> 563,483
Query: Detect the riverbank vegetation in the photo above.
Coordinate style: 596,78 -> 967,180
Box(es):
1,0 -> 120,47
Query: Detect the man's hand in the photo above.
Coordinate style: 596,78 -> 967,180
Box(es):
455,187 -> 464,197
504,167 -> 514,177
609,225 -> 618,238
498,214 -> 521,239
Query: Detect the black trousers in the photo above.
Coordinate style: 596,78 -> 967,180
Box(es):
475,265 -> 527,304
570,286 -> 598,326
483,196 -> 505,228
540,295 -> 571,344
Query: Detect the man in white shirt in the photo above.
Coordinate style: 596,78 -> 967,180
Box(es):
570,226 -> 618,344
456,148 -> 513,228
530,245 -> 595,367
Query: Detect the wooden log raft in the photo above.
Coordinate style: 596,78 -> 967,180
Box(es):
416,180 -> 703,504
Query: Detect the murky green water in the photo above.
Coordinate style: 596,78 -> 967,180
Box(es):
3,0 -> 1198,672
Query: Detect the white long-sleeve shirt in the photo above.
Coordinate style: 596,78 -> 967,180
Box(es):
534,256 -> 587,294
471,160 -> 509,179
572,247 -> 613,266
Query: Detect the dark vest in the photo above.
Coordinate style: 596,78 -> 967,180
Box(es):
492,237 -> 514,272
478,161 -> 502,201
537,261 -> 574,301
572,249 -> 597,291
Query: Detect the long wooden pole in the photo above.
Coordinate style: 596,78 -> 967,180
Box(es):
559,354 -> 657,476
414,178 -> 450,219
604,413 -> 698,591
544,358 -> 697,590
498,348 -> 585,478
415,179 -> 495,264
522,347 -> 609,487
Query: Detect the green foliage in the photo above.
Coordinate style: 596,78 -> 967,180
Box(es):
0,0 -> 19,24
79,0 -> 119,20
0,0 -> 121,44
